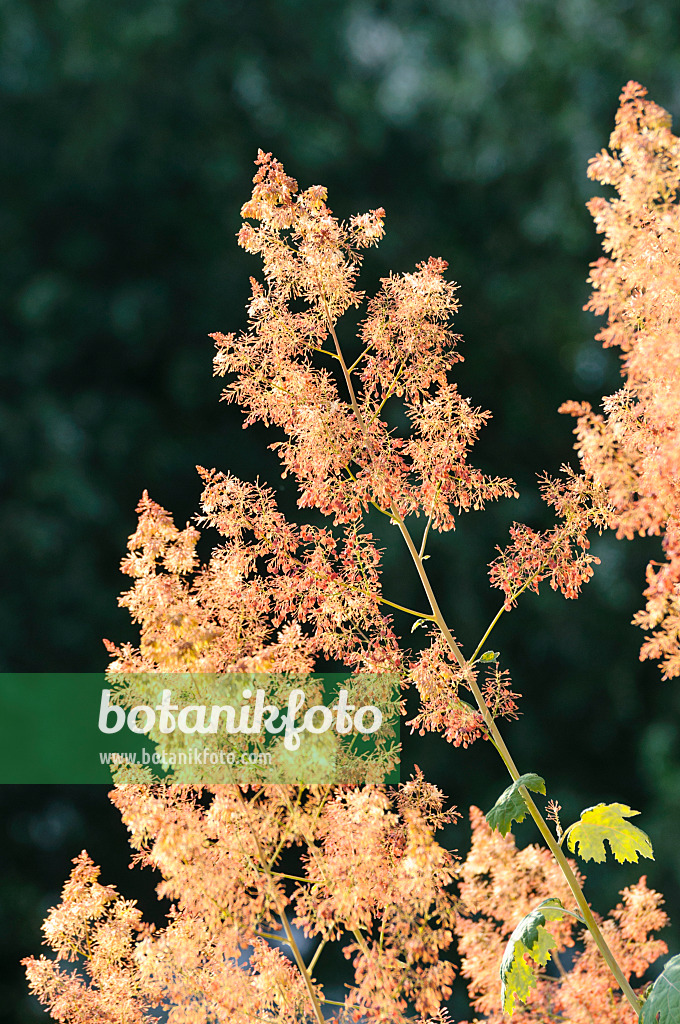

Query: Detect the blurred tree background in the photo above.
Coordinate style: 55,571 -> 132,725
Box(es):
3,0 -> 680,1019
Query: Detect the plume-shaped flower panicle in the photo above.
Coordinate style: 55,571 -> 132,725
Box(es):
562,82 -> 680,677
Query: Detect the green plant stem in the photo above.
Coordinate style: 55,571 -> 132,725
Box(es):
236,790 -> 327,1024
391,505 -> 642,1014
367,358 -> 406,424
469,603 -> 507,663
324,309 -> 643,1016
559,823 -> 578,848
307,939 -> 326,975
469,539 -> 579,666
393,505 -> 642,1014
254,929 -> 286,944
522,790 -> 641,1011
378,597 -> 435,620
418,482 -> 441,559
271,871 -> 311,885
348,345 -> 372,373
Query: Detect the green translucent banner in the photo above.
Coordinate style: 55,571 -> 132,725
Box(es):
0,674 -> 400,784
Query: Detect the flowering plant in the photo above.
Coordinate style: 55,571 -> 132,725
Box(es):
24,82 -> 680,1022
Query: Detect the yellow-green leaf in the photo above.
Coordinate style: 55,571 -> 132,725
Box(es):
480,649 -> 500,662
502,949 -> 536,1014
566,803 -> 653,864
500,898 -> 564,1014
486,773 -> 546,837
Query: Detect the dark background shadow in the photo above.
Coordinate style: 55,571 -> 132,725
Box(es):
3,2 -> 680,1019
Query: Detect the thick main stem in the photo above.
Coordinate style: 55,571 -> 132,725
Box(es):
236,790 -> 326,1024
394,503 -> 642,1014
325,313 -> 643,1015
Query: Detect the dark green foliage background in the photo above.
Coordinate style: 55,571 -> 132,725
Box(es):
3,1 -> 680,1019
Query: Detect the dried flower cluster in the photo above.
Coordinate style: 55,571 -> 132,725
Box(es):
488,468 -> 611,608
562,81 -> 680,678
24,86 -> 677,1022
407,633 -> 519,749
24,797 -> 667,1023
456,808 -> 667,1024
26,781 -> 461,1023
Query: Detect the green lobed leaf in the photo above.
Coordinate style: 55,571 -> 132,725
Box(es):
640,953 -> 680,1024
486,773 -> 546,836
500,898 -> 565,1015
566,803 -> 654,864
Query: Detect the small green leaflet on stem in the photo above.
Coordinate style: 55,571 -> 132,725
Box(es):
485,773 -> 546,837
479,650 -> 500,663
639,953 -> 680,1024
500,898 -> 565,1015
564,803 -> 654,864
